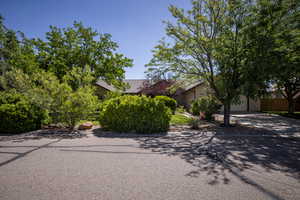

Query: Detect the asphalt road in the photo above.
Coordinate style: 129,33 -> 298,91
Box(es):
0,122 -> 300,200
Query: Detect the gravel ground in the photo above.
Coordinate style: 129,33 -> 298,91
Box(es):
0,114 -> 300,200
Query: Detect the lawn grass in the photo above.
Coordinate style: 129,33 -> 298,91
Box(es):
77,120 -> 100,126
265,111 -> 300,119
170,113 -> 193,125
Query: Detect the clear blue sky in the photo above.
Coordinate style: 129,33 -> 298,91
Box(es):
0,0 -> 191,79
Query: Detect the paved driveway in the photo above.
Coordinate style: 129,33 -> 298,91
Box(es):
214,113 -> 300,136
232,113 -> 300,136
0,114 -> 300,200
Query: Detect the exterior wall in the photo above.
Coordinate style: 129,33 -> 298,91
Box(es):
181,83 -> 261,112
182,84 -> 210,108
249,97 -> 261,111
226,95 -> 261,112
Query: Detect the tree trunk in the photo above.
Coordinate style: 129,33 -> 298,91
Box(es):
287,97 -> 295,114
246,96 -> 250,112
223,103 -> 231,127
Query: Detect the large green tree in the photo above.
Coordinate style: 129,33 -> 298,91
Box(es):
0,17 -> 133,129
32,21 -> 132,89
146,0 -> 252,126
250,0 -> 300,113
1,18 -> 132,90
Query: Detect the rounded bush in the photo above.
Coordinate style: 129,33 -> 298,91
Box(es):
99,95 -> 171,133
0,92 -> 48,134
154,95 -> 177,114
191,96 -> 221,120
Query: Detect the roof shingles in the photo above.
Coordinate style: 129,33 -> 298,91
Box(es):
96,79 -> 150,93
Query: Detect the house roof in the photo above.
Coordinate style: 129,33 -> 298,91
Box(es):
96,80 -> 118,91
123,79 -> 150,93
96,79 -> 203,94
96,79 -> 150,93
183,80 -> 203,91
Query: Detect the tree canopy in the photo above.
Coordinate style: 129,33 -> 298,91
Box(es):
0,18 -> 133,88
249,0 -> 300,113
32,22 -> 132,85
146,0 -> 300,124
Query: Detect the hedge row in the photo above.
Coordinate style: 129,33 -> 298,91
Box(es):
0,92 -> 177,134
99,95 -> 172,133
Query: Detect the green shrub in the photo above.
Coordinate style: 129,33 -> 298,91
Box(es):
0,91 -> 48,134
57,87 -> 99,129
103,91 -> 122,100
191,96 -> 221,120
154,95 -> 177,114
99,95 -> 171,133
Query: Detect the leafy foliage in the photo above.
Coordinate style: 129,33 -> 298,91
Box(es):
247,0 -> 300,113
56,87 -> 99,128
0,18 -> 132,131
0,68 -> 32,92
62,65 -> 95,90
0,69 -> 99,129
0,91 -> 48,134
0,17 -> 38,75
32,21 -> 132,85
99,95 -> 172,133
176,106 -> 186,114
154,95 -> 177,113
24,72 -> 98,129
191,96 -> 221,120
103,91 -> 123,100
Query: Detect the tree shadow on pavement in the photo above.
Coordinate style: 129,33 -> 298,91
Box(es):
92,124 -> 300,200
0,139 -> 62,167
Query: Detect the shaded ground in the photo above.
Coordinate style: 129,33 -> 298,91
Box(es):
0,114 -> 300,200
264,112 -> 300,120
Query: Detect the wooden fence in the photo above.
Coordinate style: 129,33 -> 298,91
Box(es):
261,98 -> 300,111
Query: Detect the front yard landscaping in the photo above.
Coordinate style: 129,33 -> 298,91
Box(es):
1,0 -> 299,199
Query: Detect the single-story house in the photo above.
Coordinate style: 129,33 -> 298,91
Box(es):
96,79 -> 261,112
